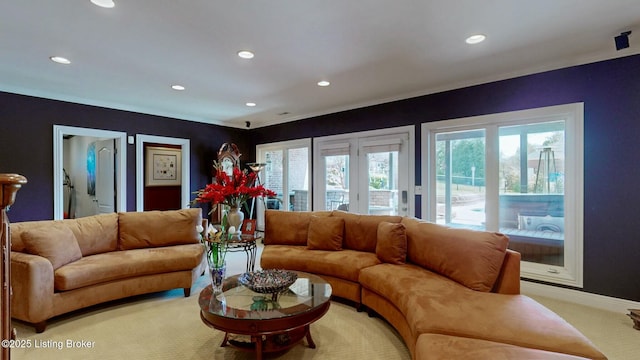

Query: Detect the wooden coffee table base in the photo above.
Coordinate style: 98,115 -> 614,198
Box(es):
198,273 -> 332,360
200,301 -> 329,360
218,324 -> 316,359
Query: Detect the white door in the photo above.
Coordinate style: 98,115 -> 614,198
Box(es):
96,139 -> 115,214
319,142 -> 350,211
314,128 -> 412,216
357,134 -> 409,216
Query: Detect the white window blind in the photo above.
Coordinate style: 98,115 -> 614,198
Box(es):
320,142 -> 350,156
360,137 -> 404,154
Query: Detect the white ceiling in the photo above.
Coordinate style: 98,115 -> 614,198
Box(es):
2,1 -> 639,129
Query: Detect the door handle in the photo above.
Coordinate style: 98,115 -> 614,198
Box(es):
402,190 -> 408,204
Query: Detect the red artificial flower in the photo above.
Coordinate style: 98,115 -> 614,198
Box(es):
192,165 -> 276,209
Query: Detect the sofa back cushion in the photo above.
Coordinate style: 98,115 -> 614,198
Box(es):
65,213 -> 119,256
402,217 -> 509,292
11,214 -> 119,256
307,215 -> 344,250
118,208 -> 201,250
11,220 -> 60,252
263,210 -> 331,246
331,211 -> 402,252
21,225 -> 82,269
376,222 -> 407,264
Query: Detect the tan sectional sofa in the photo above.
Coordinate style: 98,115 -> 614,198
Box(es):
10,208 -> 206,333
260,210 -> 607,360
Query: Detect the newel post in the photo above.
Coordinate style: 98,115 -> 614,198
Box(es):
0,174 -> 27,360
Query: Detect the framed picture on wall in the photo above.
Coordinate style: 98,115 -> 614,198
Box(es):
145,146 -> 182,186
87,142 -> 96,195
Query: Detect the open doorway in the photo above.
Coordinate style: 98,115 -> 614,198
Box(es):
135,134 -> 190,212
53,125 -> 127,220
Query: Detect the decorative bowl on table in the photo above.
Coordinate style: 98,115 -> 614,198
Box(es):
238,269 -> 298,301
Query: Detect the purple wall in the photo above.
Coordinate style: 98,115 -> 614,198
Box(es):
0,92 -> 251,221
1,54 -> 639,301
248,54 -> 640,302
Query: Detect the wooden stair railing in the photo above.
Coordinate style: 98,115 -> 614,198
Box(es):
1,174 -> 27,360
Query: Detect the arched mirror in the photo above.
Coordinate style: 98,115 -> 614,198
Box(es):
217,142 -> 241,177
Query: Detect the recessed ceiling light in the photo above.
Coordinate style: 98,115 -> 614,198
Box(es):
90,0 -> 115,8
246,102 -> 256,107
50,56 -> 71,65
238,50 -> 255,59
465,34 -> 486,44
317,80 -> 330,87
171,85 -> 185,91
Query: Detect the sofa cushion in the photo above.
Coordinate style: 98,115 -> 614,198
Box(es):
401,217 -> 508,292
21,225 -> 82,270
307,216 -> 344,250
11,219 -> 60,252
264,210 -> 331,246
54,244 -> 204,291
331,211 -> 402,252
359,264 -> 606,359
11,215 -> 119,256
118,208 -> 201,250
65,213 -> 119,256
407,292 -> 607,359
260,245 -> 380,282
376,222 -> 407,264
415,334 -> 595,360
360,263 -> 462,321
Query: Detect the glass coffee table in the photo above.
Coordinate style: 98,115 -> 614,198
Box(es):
198,271 -> 332,359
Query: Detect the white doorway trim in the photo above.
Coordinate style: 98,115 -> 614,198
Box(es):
53,125 -> 127,220
135,134 -> 190,212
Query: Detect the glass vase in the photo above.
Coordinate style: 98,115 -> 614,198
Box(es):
210,261 -> 227,294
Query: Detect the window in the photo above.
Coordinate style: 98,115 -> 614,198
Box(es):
255,139 -> 311,229
422,103 -> 584,287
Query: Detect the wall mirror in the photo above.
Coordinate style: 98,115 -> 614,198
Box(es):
217,142 -> 241,177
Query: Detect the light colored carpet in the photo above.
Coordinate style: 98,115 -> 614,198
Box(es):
11,274 -> 410,360
527,295 -> 638,360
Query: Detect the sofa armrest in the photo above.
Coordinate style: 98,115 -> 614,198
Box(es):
10,251 -> 55,324
492,249 -> 521,294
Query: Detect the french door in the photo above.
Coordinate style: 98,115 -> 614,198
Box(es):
314,127 -> 413,216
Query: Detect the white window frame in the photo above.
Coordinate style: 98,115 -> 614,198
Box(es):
422,103 -> 584,287
255,138 -> 312,229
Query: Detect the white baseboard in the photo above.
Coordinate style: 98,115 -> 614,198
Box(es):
521,280 -> 640,314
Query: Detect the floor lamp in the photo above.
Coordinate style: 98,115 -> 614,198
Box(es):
246,163 -> 266,220
1,174 -> 27,360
